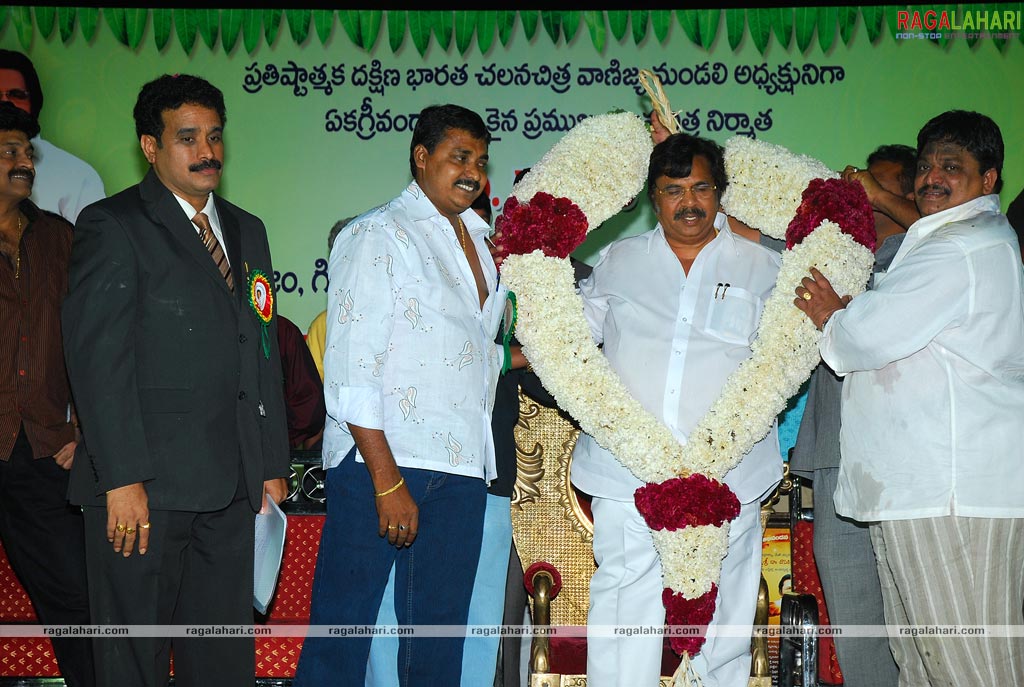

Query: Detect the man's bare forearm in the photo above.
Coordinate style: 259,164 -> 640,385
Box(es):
348,425 -> 402,493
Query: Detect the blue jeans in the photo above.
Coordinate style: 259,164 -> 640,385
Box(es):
293,455 -> 486,687
366,493 -> 513,686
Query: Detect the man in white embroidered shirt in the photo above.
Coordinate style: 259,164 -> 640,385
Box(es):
795,110 -> 1024,686
293,104 -> 507,687
570,133 -> 783,687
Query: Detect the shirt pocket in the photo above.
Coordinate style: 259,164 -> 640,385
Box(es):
704,286 -> 762,346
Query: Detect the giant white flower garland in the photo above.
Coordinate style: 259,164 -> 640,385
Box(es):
500,119 -> 875,683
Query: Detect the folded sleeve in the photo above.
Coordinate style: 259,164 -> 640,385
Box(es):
323,221 -> 400,431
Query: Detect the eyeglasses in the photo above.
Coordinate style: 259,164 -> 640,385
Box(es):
0,90 -> 30,102
655,183 -> 717,200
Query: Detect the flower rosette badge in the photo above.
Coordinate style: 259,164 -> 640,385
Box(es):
247,269 -> 274,359
500,110 -> 875,685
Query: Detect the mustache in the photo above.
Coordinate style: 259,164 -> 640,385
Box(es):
456,179 -> 480,193
917,184 -> 950,197
673,206 -> 707,221
9,167 -> 34,183
189,159 -> 223,172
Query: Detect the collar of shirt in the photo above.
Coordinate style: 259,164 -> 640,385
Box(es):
890,194 -> 1000,272
404,181 -> 490,238
172,193 -> 221,237
906,193 -> 1001,239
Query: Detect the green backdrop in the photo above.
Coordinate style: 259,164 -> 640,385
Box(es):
2,7 -> 1021,331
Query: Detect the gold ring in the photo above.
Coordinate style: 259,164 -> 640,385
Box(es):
116,523 -> 126,532
387,525 -> 397,530
125,527 -> 136,534
802,291 -> 812,301
140,522 -> 151,529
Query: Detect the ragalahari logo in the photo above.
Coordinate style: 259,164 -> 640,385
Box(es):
895,8 -> 1021,40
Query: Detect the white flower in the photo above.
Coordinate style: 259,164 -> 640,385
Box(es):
504,120 -> 873,662
684,223 -> 874,480
502,252 -> 685,485
720,135 -> 837,241
653,525 -> 732,599
511,112 -> 653,231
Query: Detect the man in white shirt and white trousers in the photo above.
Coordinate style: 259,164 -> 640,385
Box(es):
571,133 -> 783,687
795,109 -> 1024,687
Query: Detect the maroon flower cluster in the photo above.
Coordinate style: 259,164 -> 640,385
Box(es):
492,192 -> 589,266
663,584 -> 717,656
785,178 -> 876,251
634,474 -> 741,531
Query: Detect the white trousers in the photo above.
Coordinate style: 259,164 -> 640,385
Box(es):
586,496 -> 763,687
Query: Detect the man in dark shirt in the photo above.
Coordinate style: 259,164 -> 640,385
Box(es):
0,101 -> 95,686
277,314 -> 326,449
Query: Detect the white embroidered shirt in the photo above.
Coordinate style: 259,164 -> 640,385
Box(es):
322,182 -> 507,482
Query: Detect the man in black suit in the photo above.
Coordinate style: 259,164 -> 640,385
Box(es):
62,73 -> 290,687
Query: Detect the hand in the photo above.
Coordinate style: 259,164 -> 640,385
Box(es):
488,229 -> 504,268
261,477 -> 288,513
375,480 -> 419,548
301,428 -> 324,450
841,165 -> 886,208
53,440 -> 77,470
510,344 -> 530,371
106,482 -> 150,556
650,110 -> 672,145
793,267 -> 851,330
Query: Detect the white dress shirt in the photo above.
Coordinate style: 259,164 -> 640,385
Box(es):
822,195 -> 1024,520
322,182 -> 507,483
30,136 -> 105,224
570,214 -> 783,505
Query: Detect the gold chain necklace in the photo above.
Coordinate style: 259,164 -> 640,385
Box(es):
12,213 -> 23,280
456,216 -> 468,251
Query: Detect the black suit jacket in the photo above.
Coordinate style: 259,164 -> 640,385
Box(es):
62,169 -> 290,513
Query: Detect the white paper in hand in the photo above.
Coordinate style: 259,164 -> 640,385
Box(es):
253,496 -> 288,614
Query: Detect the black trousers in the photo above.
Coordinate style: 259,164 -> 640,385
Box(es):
82,473 -> 255,687
498,539 -> 529,687
0,426 -> 95,687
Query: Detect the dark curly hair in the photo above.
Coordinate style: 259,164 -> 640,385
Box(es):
133,74 -> 226,142
647,133 -> 728,204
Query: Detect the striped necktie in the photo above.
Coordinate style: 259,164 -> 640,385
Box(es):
192,211 -> 234,292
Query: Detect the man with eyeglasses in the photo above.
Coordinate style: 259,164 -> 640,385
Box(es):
570,132 -> 782,686
0,50 -> 105,223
